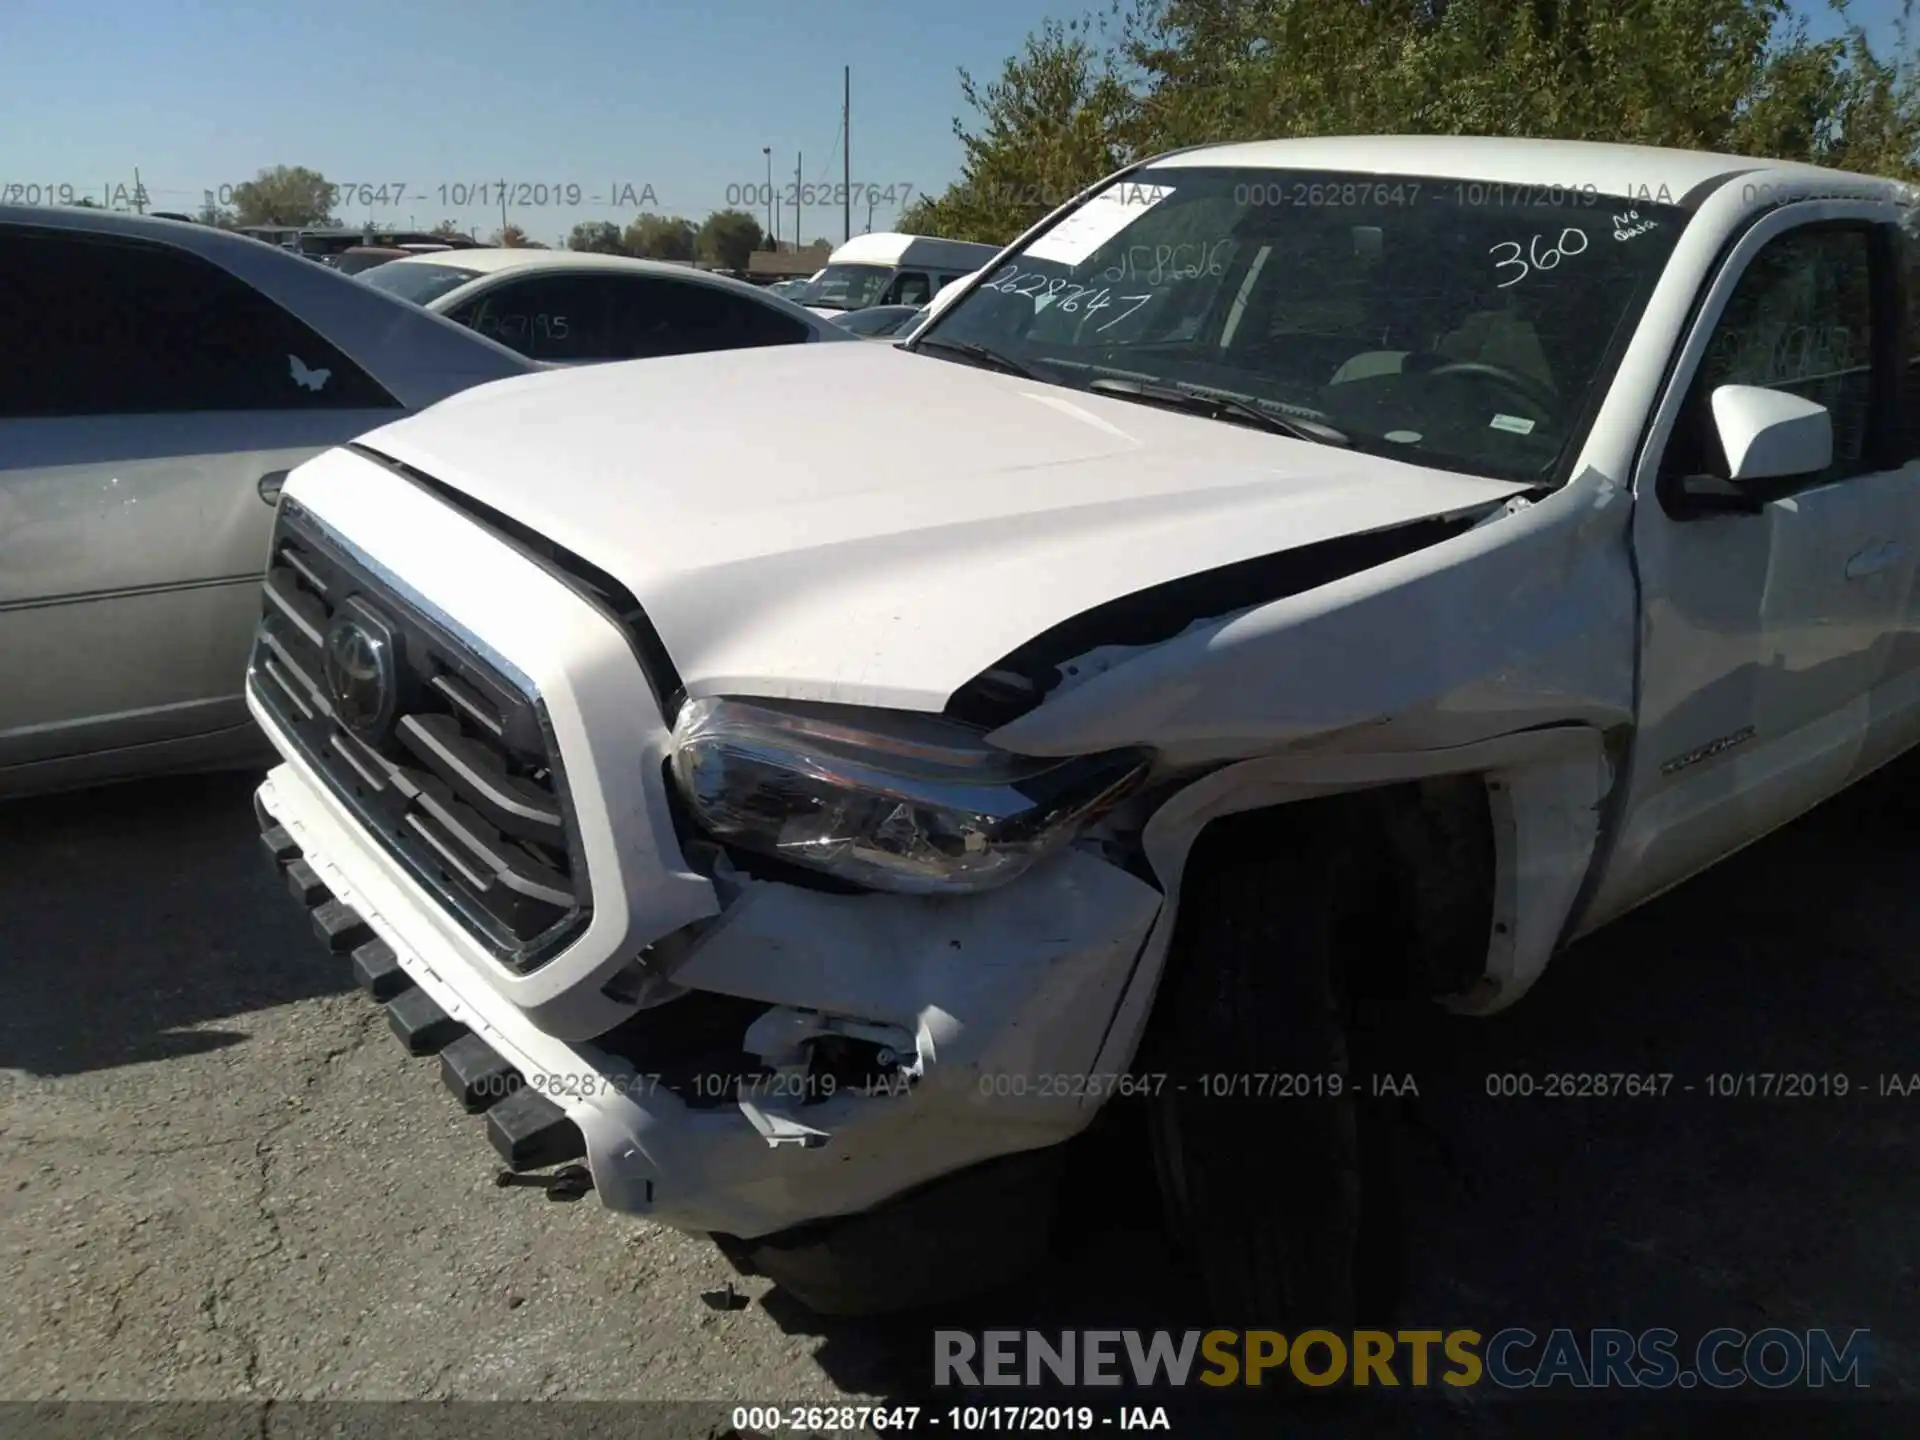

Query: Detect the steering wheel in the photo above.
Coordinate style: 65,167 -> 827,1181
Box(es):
1420,359 -> 1559,419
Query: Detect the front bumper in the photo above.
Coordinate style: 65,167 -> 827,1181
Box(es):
247,447 -> 1165,1243
258,766 -> 1162,1238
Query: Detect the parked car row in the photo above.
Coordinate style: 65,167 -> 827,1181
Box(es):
11,136 -> 1920,1336
0,204 -> 854,797
829,303 -> 925,338
797,232 -> 997,316
824,268 -> 988,340
358,248 -> 849,363
332,242 -> 458,274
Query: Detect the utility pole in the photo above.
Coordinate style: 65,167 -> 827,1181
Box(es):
132,167 -> 146,214
500,182 -> 509,242
794,151 -> 802,257
843,65 -> 851,245
763,146 -> 775,247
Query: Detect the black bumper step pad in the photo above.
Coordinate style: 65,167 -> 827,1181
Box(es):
311,897 -> 374,954
440,1032 -> 523,1113
258,802 -> 583,1179
385,985 -> 469,1056
261,824 -> 302,868
487,1086 -> 588,1171
350,937 -> 413,1001
285,857 -> 330,907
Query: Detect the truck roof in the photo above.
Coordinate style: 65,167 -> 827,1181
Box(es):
1150,134 -> 1891,199
826,232 -> 1002,270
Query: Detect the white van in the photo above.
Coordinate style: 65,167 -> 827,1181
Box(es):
801,233 -> 1001,317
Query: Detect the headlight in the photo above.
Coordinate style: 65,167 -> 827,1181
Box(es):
668,696 -> 1150,895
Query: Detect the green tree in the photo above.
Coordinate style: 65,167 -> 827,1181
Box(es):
909,0 -> 1920,244
429,219 -> 470,240
905,18 -> 1136,245
896,195 -> 939,233
696,208 -> 765,268
490,223 -> 545,248
622,212 -> 697,260
567,220 -> 627,254
229,165 -> 337,228
1122,0 -> 1920,169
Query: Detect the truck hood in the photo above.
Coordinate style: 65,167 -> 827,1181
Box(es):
356,343 -> 1531,711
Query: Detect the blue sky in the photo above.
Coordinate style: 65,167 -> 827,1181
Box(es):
0,0 -> 1911,245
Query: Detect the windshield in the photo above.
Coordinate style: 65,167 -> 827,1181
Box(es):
360,261 -> 484,307
803,263 -> 893,311
837,305 -> 918,336
916,167 -> 1692,484
336,250 -> 403,276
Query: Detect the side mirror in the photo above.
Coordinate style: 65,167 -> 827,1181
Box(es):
1670,385 -> 1834,516
1713,383 -> 1832,482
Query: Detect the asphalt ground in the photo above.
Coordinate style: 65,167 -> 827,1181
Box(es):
3,762 -> 1917,1437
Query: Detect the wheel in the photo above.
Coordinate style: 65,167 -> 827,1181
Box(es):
1143,799 -> 1410,1337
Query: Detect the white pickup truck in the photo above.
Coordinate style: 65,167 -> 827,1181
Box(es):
249,135 -> 1920,1326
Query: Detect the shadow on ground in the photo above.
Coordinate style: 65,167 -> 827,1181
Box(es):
0,769 -> 351,1076
4,764 -> 1915,1435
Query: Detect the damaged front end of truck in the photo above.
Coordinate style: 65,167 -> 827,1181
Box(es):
248,387 -> 1633,1314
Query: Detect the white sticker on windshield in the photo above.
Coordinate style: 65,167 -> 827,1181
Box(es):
1023,182 -> 1175,267
1489,413 -> 1536,435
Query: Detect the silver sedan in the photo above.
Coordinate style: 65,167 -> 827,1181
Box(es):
0,207 -> 537,798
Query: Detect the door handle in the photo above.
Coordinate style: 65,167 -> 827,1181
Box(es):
257,470 -> 289,506
1845,540 -> 1906,580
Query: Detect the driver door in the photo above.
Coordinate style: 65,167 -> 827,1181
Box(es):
1582,212 -> 1917,928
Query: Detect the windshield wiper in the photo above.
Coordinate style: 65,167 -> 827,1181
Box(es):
1087,377 -> 1351,447
912,336 -> 1040,379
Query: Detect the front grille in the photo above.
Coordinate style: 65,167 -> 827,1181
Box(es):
248,498 -> 591,972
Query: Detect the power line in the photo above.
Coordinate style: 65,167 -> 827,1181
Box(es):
813,105 -> 843,186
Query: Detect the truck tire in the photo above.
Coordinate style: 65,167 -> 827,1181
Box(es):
1143,801 -> 1407,1336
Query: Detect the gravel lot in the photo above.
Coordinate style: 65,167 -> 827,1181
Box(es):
3,762 -> 1917,1435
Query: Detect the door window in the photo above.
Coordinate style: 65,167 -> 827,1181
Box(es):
615,280 -> 813,357
447,274 -> 622,362
1663,225 -> 1877,487
886,271 -> 932,306
0,227 -> 400,418
447,274 -> 814,360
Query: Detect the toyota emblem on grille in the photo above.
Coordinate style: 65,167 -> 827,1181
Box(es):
324,603 -> 399,739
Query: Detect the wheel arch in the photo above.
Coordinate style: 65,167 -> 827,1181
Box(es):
1084,721 -> 1619,1086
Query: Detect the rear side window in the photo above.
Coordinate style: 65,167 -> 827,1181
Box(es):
447,274 -> 628,362
445,274 -> 814,361
624,280 -> 814,356
0,227 -> 399,418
